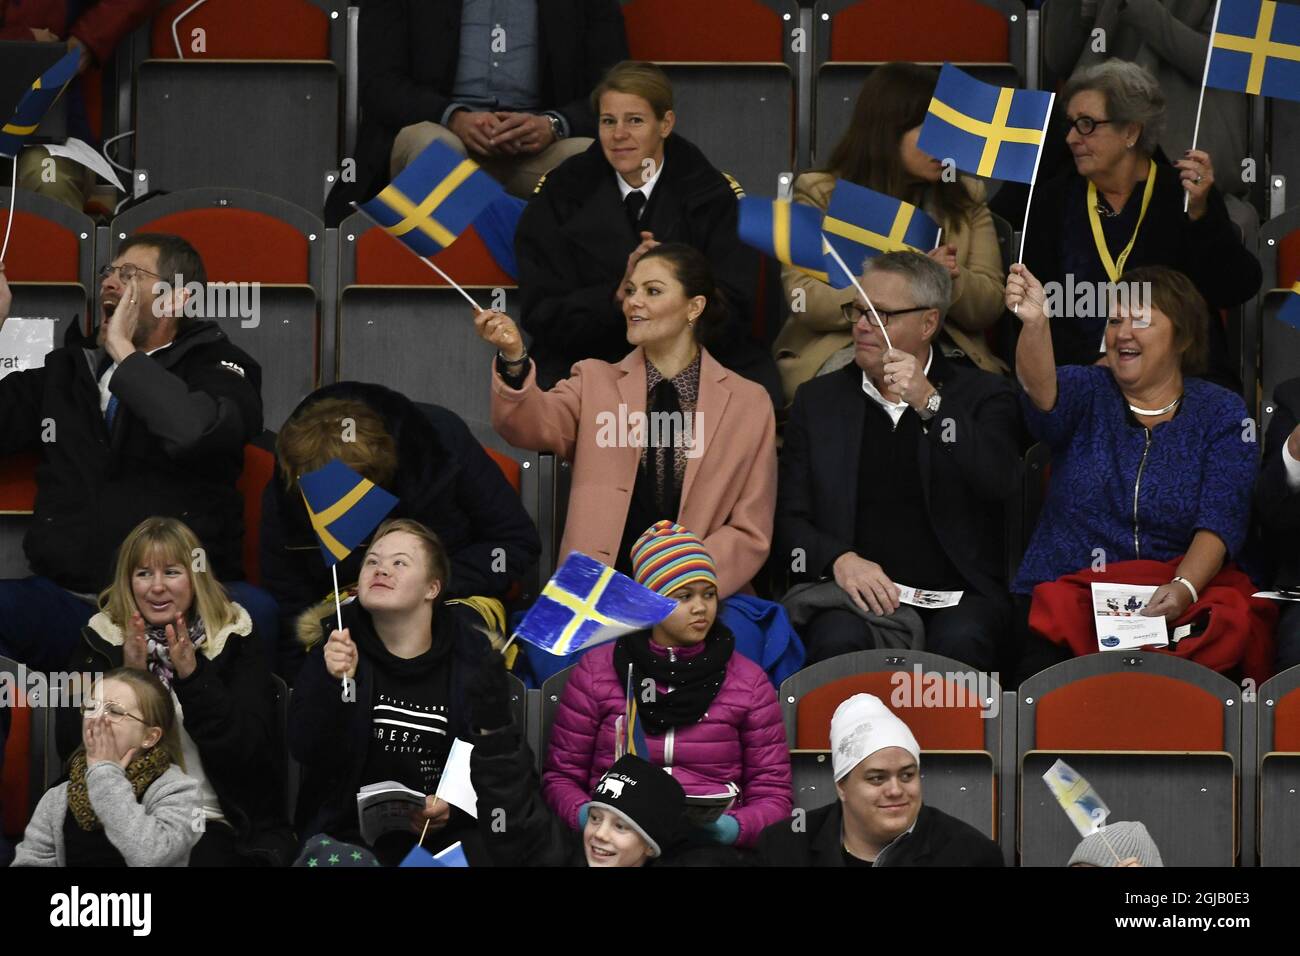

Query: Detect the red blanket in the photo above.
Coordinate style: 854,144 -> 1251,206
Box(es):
1029,559 -> 1277,684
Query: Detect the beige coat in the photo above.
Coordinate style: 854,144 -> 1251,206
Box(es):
491,347 -> 777,597
772,172 -> 1009,404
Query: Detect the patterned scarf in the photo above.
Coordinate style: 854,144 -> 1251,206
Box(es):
144,617 -> 207,688
66,746 -> 173,831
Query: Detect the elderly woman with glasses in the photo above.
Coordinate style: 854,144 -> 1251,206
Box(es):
1021,60 -> 1260,389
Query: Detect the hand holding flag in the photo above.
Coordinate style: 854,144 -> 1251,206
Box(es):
299,459 -> 400,695
323,627 -> 358,681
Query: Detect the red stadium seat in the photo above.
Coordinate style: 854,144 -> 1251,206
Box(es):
1277,228 -> 1300,288
236,443 -> 277,587
792,669 -> 984,750
825,0 -> 1013,64
1256,667 -> 1300,864
351,224 -> 512,288
0,694 -> 34,838
150,0 -> 331,60
624,0 -> 787,61
0,454 -> 39,515
120,207 -> 312,284
1017,653 -> 1240,865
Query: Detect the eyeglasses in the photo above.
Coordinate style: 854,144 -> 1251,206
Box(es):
80,698 -> 147,725
97,263 -> 162,283
840,302 -> 930,326
1067,115 -> 1115,136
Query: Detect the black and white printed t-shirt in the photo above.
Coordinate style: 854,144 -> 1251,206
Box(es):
360,646 -> 453,796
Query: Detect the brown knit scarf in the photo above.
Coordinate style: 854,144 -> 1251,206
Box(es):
66,746 -> 173,831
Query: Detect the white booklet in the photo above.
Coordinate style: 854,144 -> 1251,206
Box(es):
1091,583 -> 1169,651
683,782 -> 740,826
897,585 -> 963,609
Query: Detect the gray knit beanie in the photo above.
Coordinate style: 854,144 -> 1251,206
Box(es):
1068,821 -> 1164,867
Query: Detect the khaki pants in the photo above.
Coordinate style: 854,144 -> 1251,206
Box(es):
17,149 -> 96,213
391,121 -> 591,197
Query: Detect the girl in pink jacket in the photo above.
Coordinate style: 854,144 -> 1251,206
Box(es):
543,522 -> 792,848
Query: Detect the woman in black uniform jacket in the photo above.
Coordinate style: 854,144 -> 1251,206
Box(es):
514,60 -> 781,405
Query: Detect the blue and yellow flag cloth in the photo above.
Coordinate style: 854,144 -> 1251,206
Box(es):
514,553 -> 677,657
299,459 -> 399,567
918,63 -> 1053,184
737,197 -> 830,282
822,180 -> 942,289
1206,0 -> 1300,102
357,139 -> 505,258
623,665 -> 652,759
1042,758 -> 1110,837
0,48 -> 81,159
1279,281 -> 1300,331
472,193 -> 526,279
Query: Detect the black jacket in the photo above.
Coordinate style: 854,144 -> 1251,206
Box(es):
755,800 -> 1004,867
260,382 -> 541,641
57,613 -> 296,866
1022,151 -> 1261,386
1255,377 -> 1300,588
287,600 -> 491,841
776,354 -> 1022,599
325,0 -> 628,223
0,319 -> 262,592
516,134 -> 762,389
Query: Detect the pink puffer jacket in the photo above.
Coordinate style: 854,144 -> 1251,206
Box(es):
542,637 -> 792,848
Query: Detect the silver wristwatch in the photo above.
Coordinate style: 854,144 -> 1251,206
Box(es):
919,390 -> 942,421
547,113 -> 564,140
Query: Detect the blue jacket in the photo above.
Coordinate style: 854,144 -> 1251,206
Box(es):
1014,365 -> 1255,594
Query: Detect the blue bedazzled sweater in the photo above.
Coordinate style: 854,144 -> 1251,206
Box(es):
1013,365 -> 1255,595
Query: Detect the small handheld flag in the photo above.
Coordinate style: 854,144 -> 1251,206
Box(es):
0,48 -> 81,160
357,139 -> 505,259
623,663 -> 652,760
299,459 -> 400,568
737,197 -> 830,282
918,64 -> 1053,185
1205,0 -> 1300,102
399,840 -> 470,868
822,180 -> 941,280
299,459 -> 399,697
1,48 -> 82,264
1042,759 -> 1111,837
511,553 -> 677,657
1279,281 -> 1300,331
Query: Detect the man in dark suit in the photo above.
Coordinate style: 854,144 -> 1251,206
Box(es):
776,251 -> 1022,671
326,0 -> 628,223
1254,376 -> 1300,672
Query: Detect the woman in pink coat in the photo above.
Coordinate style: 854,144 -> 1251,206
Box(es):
541,521 -> 792,849
474,243 -> 776,597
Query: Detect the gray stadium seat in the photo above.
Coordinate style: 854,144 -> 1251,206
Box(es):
1018,652 -> 1241,866
535,664 -> 576,777
131,0 -> 348,216
1256,205 -> 1300,430
1256,665 -> 1300,866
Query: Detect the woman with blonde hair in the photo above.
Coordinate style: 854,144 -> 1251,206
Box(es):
14,667 -> 201,866
56,517 -> 293,866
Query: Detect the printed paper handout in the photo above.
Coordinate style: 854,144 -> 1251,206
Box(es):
1091,583 -> 1168,651
897,585 -> 963,609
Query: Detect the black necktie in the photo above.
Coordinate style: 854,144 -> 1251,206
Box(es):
624,190 -> 646,231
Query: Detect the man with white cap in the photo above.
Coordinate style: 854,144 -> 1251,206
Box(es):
755,693 -> 1003,866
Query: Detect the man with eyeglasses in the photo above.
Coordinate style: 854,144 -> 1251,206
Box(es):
776,251 -> 1022,672
0,234 -> 262,673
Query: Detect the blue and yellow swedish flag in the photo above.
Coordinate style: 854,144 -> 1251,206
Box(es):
513,553 -> 677,657
1279,281 -> 1300,331
472,193 -> 527,279
357,139 -> 505,258
299,459 -> 400,567
624,665 -> 652,759
737,197 -> 830,282
1206,0 -> 1300,102
821,180 -> 942,289
0,49 -> 81,159
918,64 -> 1053,184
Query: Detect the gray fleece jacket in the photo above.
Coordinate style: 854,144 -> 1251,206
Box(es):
10,762 -> 201,867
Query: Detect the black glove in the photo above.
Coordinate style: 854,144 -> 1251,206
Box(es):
468,650 -> 514,733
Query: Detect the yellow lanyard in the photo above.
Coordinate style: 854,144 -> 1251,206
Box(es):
1087,163 -> 1157,283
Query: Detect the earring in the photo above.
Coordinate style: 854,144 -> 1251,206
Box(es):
1126,142 -> 1135,149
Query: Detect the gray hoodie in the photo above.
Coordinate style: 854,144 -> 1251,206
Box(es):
10,762 -> 201,867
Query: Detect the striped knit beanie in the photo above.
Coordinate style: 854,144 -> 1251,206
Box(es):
630,520 -> 717,596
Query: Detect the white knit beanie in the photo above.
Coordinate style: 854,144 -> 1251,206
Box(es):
830,693 -> 921,782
